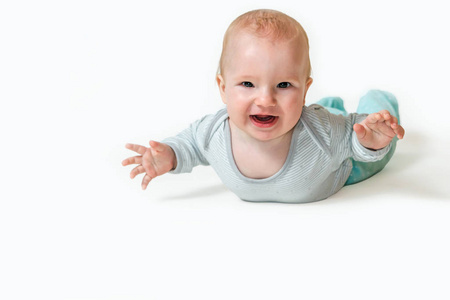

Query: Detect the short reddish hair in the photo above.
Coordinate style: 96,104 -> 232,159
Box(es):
218,9 -> 311,78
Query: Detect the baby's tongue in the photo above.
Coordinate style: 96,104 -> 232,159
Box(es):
252,115 -> 276,124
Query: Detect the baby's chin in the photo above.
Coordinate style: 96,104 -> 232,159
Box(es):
247,124 -> 296,143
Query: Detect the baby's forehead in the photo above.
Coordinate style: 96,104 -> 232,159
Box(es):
229,30 -> 307,52
221,31 -> 311,78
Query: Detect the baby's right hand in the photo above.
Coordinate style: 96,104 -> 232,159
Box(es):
122,141 -> 177,190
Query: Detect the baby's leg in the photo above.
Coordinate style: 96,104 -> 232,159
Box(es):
315,96 -> 348,116
345,90 -> 400,185
356,89 -> 400,121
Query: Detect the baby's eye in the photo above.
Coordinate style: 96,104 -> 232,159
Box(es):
241,81 -> 254,88
277,82 -> 291,88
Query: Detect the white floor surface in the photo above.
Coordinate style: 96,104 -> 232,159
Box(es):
1,1 -> 450,299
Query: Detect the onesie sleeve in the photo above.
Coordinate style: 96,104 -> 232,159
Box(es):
162,115 -> 211,174
325,110 -> 392,164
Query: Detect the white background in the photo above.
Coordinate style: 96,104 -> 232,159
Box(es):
1,0 -> 450,299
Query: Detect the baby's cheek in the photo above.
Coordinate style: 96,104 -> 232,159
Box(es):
286,104 -> 303,119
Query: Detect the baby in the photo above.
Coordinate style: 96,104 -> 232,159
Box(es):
122,9 -> 405,203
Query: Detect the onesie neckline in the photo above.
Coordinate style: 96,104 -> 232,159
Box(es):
224,118 -> 303,183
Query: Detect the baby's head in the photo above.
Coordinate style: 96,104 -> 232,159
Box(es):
216,9 -> 313,142
218,9 -> 311,80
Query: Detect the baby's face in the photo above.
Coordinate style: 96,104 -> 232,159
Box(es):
217,32 -> 312,142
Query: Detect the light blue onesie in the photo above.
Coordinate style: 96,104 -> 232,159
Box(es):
163,90 -> 400,203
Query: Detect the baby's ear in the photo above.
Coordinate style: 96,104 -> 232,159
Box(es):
305,77 -> 313,90
303,77 -> 313,104
216,74 -> 227,104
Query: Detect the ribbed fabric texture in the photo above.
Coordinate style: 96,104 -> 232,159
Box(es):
163,105 -> 391,203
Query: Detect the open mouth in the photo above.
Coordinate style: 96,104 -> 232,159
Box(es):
250,115 -> 279,127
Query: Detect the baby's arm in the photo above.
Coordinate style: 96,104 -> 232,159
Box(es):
354,110 -> 405,150
122,141 -> 176,190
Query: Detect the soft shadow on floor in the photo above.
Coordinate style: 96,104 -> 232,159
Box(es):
162,184 -> 230,200
339,130 -> 450,201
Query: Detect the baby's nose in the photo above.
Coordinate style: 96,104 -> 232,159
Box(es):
254,88 -> 276,107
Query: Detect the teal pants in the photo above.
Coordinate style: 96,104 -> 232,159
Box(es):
315,90 -> 400,185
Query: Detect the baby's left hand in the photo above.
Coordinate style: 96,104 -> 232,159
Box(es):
354,110 -> 405,150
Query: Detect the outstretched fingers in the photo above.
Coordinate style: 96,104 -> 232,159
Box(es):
391,122 -> 405,139
357,110 -> 406,150
365,110 -> 390,125
149,140 -> 165,152
371,111 -> 404,140
122,155 -> 142,167
125,143 -> 148,155
130,165 -> 145,179
141,174 -> 152,190
123,141 -> 172,190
